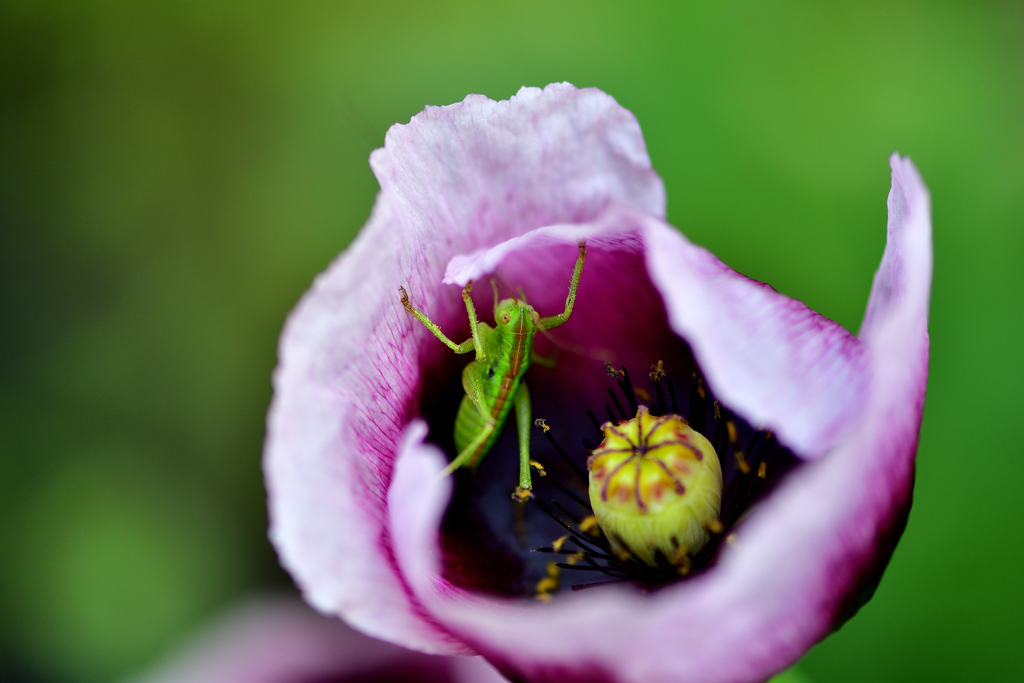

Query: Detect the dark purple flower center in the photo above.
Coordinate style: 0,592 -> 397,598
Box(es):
420,351 -> 801,599
410,244 -> 802,597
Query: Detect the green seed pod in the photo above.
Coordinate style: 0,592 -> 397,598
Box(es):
588,405 -> 723,566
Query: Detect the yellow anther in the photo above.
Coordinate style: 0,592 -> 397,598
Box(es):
551,535 -> 569,552
757,461 -> 767,479
587,405 -> 723,566
579,515 -> 600,536
706,518 -> 725,534
634,387 -> 652,402
512,487 -> 534,502
530,460 -> 547,476
535,562 -> 560,601
604,362 -> 624,379
735,450 -> 750,475
713,401 -> 721,419
726,420 -> 738,444
649,360 -> 666,381
670,547 -> 692,575
534,418 -> 550,433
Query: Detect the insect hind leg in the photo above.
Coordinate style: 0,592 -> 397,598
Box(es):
513,382 -> 534,501
442,420 -> 495,476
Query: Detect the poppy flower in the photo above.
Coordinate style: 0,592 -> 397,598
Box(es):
264,83 -> 931,683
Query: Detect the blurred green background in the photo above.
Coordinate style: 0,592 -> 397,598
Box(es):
2,1 -> 1022,681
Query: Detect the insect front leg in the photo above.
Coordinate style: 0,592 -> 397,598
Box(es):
513,382 -> 533,500
399,286 -> 475,354
461,282 -> 486,360
442,418 -> 495,476
538,243 -> 586,330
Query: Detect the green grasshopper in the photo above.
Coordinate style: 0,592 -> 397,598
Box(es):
399,243 -> 586,500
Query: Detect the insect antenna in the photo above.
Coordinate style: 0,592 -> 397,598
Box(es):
533,323 -> 615,364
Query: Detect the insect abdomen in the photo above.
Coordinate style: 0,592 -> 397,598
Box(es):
453,316 -> 534,468
453,380 -> 517,467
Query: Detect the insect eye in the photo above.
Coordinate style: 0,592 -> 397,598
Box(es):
501,314 -> 510,324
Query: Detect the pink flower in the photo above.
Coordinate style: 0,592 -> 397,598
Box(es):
264,84 -> 931,683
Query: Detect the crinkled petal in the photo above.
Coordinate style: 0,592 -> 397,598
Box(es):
644,221 -> 869,458
124,595 -> 507,683
265,84 -> 663,653
384,157 -> 931,683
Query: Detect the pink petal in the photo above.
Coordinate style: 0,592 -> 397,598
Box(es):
126,595 -> 507,683
384,157 -> 931,683
265,84 -> 663,654
644,221 -> 868,458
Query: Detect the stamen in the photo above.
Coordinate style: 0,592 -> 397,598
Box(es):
535,562 -> 560,601
615,365 -> 639,415
607,386 -> 627,421
734,450 -> 751,475
757,461 -> 767,479
535,418 -> 587,482
726,420 -> 738,445
533,500 -> 607,555
665,375 -> 679,414
532,544 -> 617,563
552,500 -> 582,525
547,477 -> 592,511
555,562 -> 629,579
650,361 -> 667,415
512,487 -> 534,502
586,409 -> 602,435
689,373 -> 707,435
649,360 -> 666,381
570,578 -> 632,592
579,515 -> 600,536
